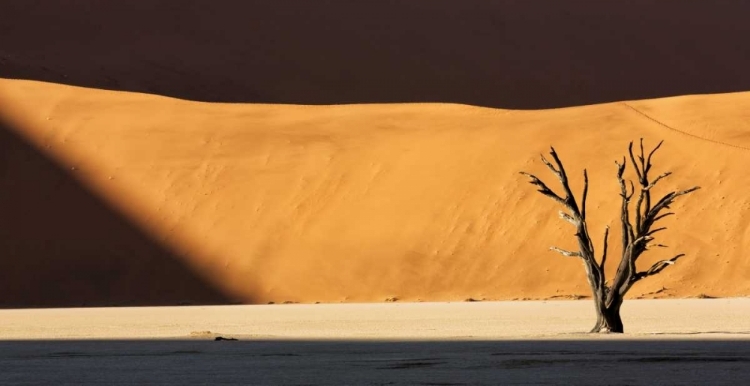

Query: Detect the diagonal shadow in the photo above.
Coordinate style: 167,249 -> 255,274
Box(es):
0,339 -> 749,384
0,116 -> 241,308
1,0 -> 750,109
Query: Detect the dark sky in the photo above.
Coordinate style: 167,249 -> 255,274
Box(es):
1,0 -> 749,108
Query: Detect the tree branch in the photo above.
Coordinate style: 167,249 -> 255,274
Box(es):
646,227 -> 667,236
519,172 -> 566,206
540,154 -> 561,177
638,138 -> 647,176
635,188 -> 646,233
559,211 -> 579,226
616,161 -> 637,244
550,246 -> 581,258
633,254 -> 685,282
581,169 -> 589,220
547,148 -> 582,216
646,187 -> 701,227
652,212 -> 675,223
628,141 -> 644,183
645,140 -> 664,175
645,172 -> 672,191
615,158 -> 633,253
634,140 -> 666,234
521,148 -> 601,278
599,226 -> 609,271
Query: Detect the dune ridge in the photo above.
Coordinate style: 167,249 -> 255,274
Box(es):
1,78 -> 749,306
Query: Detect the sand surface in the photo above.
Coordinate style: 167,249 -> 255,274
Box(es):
0,300 -> 749,385
1,79 -> 749,306
0,299 -> 748,340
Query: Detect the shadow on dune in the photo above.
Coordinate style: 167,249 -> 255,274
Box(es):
1,339 -> 748,384
0,117 -> 239,308
1,0 -> 750,109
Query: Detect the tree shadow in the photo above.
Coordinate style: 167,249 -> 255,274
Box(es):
0,116 -> 240,308
1,0 -> 749,109
0,338 -> 748,384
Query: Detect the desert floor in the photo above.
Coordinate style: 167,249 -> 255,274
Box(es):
1,299 -> 748,385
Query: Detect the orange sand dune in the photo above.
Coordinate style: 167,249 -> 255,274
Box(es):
1,79 -> 749,307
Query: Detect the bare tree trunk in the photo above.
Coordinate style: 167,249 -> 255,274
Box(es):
591,296 -> 624,333
585,263 -> 623,333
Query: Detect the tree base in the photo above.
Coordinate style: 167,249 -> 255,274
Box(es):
592,328 -> 624,334
590,310 -> 624,333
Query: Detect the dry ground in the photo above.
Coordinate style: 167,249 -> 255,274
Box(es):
1,299 -> 748,385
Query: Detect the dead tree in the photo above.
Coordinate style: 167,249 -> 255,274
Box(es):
520,140 -> 699,333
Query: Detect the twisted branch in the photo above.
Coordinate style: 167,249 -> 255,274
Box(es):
633,254 -> 685,282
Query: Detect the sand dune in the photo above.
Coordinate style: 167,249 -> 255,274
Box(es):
0,78 -> 748,306
2,1 -> 750,108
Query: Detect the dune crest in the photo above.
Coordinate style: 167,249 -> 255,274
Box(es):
1,79 -> 749,306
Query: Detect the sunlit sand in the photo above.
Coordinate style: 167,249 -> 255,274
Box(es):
1,79 -> 749,307
1,300 -> 748,385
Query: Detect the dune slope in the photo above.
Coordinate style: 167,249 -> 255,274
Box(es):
1,79 -> 749,306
